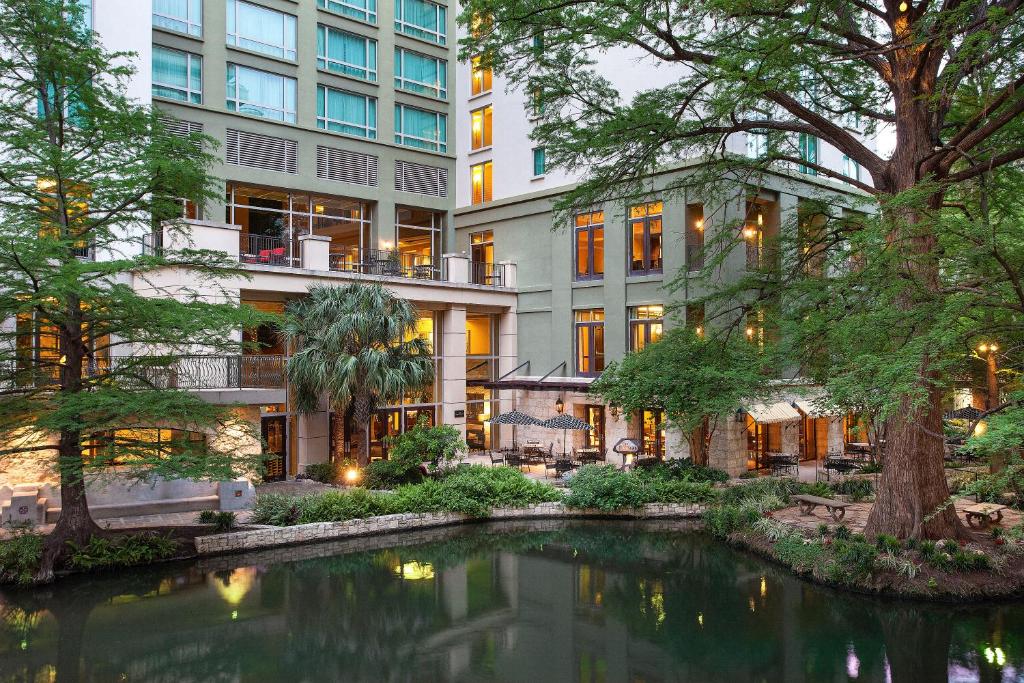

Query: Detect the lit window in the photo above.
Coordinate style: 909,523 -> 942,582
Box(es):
471,106 -> 492,150
395,48 -> 447,99
686,303 -> 705,336
394,104 -> 447,152
152,46 -> 202,104
686,203 -> 704,271
394,0 -> 446,45
318,0 -> 377,24
470,56 -> 492,95
316,85 -> 377,139
153,0 -> 202,36
317,25 -> 377,82
532,147 -> 546,177
629,305 -> 664,352
628,201 -> 663,275
574,211 -> 604,280
470,161 -> 493,204
575,309 -> 605,376
227,1 -> 296,60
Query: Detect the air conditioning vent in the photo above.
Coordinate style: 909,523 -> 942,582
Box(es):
316,145 -> 379,187
395,160 -> 448,197
160,116 -> 203,147
225,129 -> 298,174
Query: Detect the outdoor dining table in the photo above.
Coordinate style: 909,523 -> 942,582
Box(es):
577,447 -> 602,464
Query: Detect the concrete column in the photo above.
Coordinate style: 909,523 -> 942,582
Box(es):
442,305 -> 467,440
444,252 -> 470,283
497,309 -> 519,448
296,411 -> 330,469
299,233 -> 331,271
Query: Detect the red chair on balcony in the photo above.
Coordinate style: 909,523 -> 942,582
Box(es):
258,246 -> 286,264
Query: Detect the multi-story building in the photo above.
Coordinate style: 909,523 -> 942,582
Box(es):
452,18 -> 877,475
2,0 -> 520,523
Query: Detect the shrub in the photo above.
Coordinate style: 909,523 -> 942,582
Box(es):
66,533 -> 177,571
833,478 -> 874,502
774,535 -> 825,573
738,471 -> 759,479
646,460 -> 729,484
951,549 -> 991,573
386,419 -> 467,467
919,540 -> 952,570
197,510 -> 218,524
304,462 -> 338,484
752,517 -> 796,543
815,523 -> 831,538
833,525 -> 852,540
211,511 -> 237,532
0,530 -> 44,585
720,477 -> 797,506
702,504 -> 760,539
364,456 -> 424,490
824,539 -> 878,584
875,534 -> 902,554
798,481 -> 833,498
564,465 -> 716,510
875,552 -> 920,579
251,494 -> 303,526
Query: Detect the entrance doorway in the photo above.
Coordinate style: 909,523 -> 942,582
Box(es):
262,415 -> 288,481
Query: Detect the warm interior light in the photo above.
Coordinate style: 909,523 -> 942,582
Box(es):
694,219 -> 704,231
757,212 -> 764,226
974,421 -> 987,436
746,326 -> 755,337
555,397 -> 565,413
695,325 -> 704,337
990,343 -> 998,351
898,1 -> 908,10
381,240 -> 393,249
978,343 -> 989,353
743,227 -> 758,239
344,467 -> 361,484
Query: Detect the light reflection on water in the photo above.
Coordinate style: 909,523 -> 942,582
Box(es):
1,520 -> 1023,683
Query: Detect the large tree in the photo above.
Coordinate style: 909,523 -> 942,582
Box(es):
281,283 -> 435,466
460,0 -> 1024,538
0,0 -> 264,580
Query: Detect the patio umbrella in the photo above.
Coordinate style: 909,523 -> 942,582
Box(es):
487,410 -> 543,449
541,414 -> 592,458
944,406 -> 984,421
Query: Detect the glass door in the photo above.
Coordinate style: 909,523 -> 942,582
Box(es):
261,415 -> 287,481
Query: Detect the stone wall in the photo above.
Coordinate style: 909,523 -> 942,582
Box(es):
194,501 -> 708,555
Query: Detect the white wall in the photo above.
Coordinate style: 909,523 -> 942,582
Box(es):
93,0 -> 152,106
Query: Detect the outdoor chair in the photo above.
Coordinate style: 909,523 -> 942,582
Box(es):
506,451 -> 525,470
488,450 -> 505,467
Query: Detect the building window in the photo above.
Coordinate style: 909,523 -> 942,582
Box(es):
470,105 -> 492,149
583,405 -> 605,451
394,104 -> 447,152
227,1 -> 296,60
394,48 -> 447,99
744,201 -> 766,270
529,86 -> 544,118
317,26 -> 377,82
153,0 -> 202,36
394,206 -> 443,278
470,229 -> 493,261
798,133 -> 818,175
574,210 -> 604,280
318,0 -> 377,24
225,64 -> 296,123
470,161 -> 492,204
575,309 -> 605,376
394,0 -> 447,45
628,201 -> 663,275
470,56 -> 491,95
629,305 -> 663,352
84,428 -> 206,465
686,302 -> 705,336
640,409 -> 665,459
686,203 -> 704,271
532,147 -> 545,177
152,46 -> 202,104
746,130 -> 768,158
843,154 -> 861,182
316,85 -> 377,139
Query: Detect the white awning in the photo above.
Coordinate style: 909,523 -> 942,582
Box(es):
746,401 -> 802,424
793,400 -> 838,418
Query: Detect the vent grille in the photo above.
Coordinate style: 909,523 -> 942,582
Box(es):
316,145 -> 379,187
395,160 -> 448,197
160,117 -> 203,147
225,129 -> 297,174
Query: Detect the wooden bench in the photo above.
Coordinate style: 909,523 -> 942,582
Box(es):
964,502 -> 1007,529
793,494 -> 852,522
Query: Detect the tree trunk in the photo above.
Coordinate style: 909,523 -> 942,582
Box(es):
35,435 -> 100,583
330,404 -> 346,463
353,393 -> 372,466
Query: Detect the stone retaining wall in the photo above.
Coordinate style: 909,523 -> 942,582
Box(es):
194,501 -> 707,556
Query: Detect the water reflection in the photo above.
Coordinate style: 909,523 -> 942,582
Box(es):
1,521 -> 1023,682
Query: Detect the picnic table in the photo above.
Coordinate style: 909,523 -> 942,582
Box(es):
963,502 -> 1007,529
793,494 -> 852,522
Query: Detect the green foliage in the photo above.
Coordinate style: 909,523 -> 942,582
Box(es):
564,465 -> 719,510
197,510 -> 238,531
824,539 -> 878,585
875,534 -> 902,554
960,453 -> 1024,503
720,477 -> 797,507
966,396 -> 1024,459
798,481 -> 833,498
832,478 -> 874,502
386,417 -> 467,467
833,525 -> 852,541
774,536 -> 825,574
646,460 -> 729,483
197,510 -> 218,524
0,530 -> 44,585
252,467 -> 563,525
951,549 -> 991,573
66,533 -> 178,570
304,463 -> 338,484
702,504 -> 760,539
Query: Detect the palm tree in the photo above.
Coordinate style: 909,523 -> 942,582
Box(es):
282,283 -> 435,465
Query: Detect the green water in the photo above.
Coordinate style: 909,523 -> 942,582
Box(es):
1,521 -> 1022,682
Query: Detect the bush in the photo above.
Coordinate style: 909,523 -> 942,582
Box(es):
646,460 -> 729,484
875,534 -> 902,554
563,465 -> 718,510
702,504 -> 760,539
386,419 -> 467,466
798,481 -> 833,498
304,462 -> 338,484
0,530 -> 44,585
774,535 -> 825,573
251,494 -> 303,526
825,539 -> 878,584
66,533 -> 177,571
720,477 -> 798,506
833,478 -> 874,502
197,509 -> 218,524
951,549 -> 991,572
364,456 -> 424,490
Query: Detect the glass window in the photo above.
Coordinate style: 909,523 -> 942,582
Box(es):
317,26 -> 377,82
470,56 -> 491,95
394,0 -> 447,45
395,104 -> 447,152
798,133 -> 818,175
686,302 -> 705,336
746,130 -> 768,158
317,85 -> 377,139
227,1 -> 297,60
628,201 -> 663,275
225,64 -> 296,122
470,161 -> 492,204
153,0 -> 202,36
394,207 -> 443,279
394,48 -> 447,99
470,106 -> 492,149
533,147 -> 546,177
641,409 -> 665,459
152,45 -> 202,104
575,309 -> 605,376
686,203 -> 704,271
574,211 -> 604,280
843,154 -> 861,182
318,0 -> 377,24
629,305 -> 664,352
744,201 -> 766,269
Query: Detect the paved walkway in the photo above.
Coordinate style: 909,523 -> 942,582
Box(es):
772,497 -> 1022,535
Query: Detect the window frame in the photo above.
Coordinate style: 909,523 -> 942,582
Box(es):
470,56 -> 492,96
394,0 -> 447,45
317,0 -> 377,24
628,304 -> 664,352
798,133 -> 819,175
316,25 -> 378,82
470,161 -> 492,204
470,105 -> 492,150
394,47 -> 447,99
225,63 -> 297,123
532,147 -> 546,177
316,84 -> 377,139
628,201 -> 663,275
574,210 -> 604,281
152,45 -> 203,104
226,0 -> 297,61
394,104 -> 447,152
153,0 -> 203,36
574,309 -> 605,377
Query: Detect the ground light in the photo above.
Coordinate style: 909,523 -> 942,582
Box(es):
344,466 -> 361,484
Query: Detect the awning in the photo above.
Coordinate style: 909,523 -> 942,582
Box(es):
746,401 -> 802,424
476,375 -> 596,393
793,400 -> 839,418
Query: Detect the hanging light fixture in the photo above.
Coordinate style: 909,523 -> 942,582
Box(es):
555,396 -> 565,413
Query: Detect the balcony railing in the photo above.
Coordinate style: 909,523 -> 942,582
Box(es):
470,261 -> 505,287
240,234 -> 294,267
329,248 -> 440,280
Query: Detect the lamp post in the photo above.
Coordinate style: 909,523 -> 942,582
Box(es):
978,342 -> 999,410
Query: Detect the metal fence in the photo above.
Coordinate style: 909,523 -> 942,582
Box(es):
240,234 -> 293,267
470,261 -> 505,287
328,248 -> 440,280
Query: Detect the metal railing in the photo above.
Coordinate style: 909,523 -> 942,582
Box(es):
240,234 -> 293,267
328,248 -> 440,280
470,261 -> 505,287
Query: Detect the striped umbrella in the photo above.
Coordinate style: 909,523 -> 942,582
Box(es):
487,410 -> 543,449
541,414 -> 592,458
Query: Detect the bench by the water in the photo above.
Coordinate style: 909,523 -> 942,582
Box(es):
963,502 -> 1006,530
793,494 -> 852,522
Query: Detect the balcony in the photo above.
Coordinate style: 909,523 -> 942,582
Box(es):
470,261 -> 507,288
240,234 -> 296,268
329,248 -> 441,281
